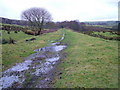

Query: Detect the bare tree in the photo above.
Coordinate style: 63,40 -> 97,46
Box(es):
21,7 -> 52,35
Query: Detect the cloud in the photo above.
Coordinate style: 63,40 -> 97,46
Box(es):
0,0 -> 119,21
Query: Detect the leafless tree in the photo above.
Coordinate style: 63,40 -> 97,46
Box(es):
21,7 -> 52,35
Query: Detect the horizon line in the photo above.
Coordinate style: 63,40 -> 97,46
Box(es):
0,16 -> 118,22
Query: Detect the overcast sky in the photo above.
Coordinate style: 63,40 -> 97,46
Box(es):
0,0 -> 119,22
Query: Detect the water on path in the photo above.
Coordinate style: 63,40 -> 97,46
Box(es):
0,31 -> 67,88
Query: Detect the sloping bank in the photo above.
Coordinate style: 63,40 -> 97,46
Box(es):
0,29 -> 67,88
53,29 -> 118,88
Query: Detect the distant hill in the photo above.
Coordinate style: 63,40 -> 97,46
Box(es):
0,17 -> 28,26
84,21 -> 118,27
0,17 -> 119,31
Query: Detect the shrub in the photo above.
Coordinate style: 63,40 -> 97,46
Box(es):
9,37 -> 16,44
2,39 -> 8,44
24,30 -> 36,35
7,31 -> 10,34
14,31 -> 18,33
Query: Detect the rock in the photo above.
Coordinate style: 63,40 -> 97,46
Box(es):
58,72 -> 62,76
26,38 -> 36,42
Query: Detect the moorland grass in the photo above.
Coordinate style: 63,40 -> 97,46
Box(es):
2,30 -> 62,71
53,29 -> 118,88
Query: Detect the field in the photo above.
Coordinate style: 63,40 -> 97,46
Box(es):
80,25 -> 119,41
53,29 -> 118,88
86,25 -> 112,29
1,28 -> 119,88
1,30 -> 62,71
93,32 -> 118,38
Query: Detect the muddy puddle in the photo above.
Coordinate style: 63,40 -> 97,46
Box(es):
0,32 -> 67,89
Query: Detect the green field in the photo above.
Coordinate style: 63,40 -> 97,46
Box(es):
94,25 -> 112,28
0,23 -> 24,28
1,29 -> 118,88
53,29 -> 118,88
2,30 -> 62,71
86,25 -> 112,29
93,32 -> 118,38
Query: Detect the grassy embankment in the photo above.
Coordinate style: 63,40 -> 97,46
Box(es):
53,29 -> 118,88
2,30 -> 62,71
